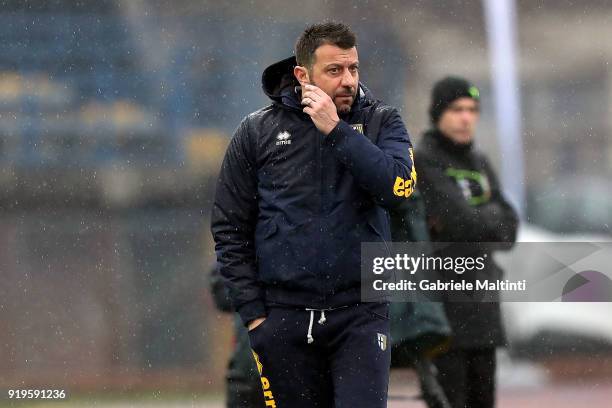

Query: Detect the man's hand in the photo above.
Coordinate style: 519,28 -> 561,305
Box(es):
301,84 -> 340,135
247,316 -> 266,331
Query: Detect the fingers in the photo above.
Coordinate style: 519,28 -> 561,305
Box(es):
302,87 -> 332,110
304,84 -> 325,98
301,84 -> 334,121
301,91 -> 320,104
301,96 -> 314,107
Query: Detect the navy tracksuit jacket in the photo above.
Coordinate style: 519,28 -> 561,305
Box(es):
211,55 -> 416,407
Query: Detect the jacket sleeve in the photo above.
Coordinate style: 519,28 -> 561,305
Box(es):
210,118 -> 265,326
480,157 -> 519,247
208,262 -> 233,313
389,189 -> 431,242
417,152 -> 518,243
324,108 -> 417,208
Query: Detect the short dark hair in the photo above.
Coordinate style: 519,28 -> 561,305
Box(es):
295,22 -> 357,68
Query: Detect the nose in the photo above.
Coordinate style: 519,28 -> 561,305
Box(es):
461,109 -> 475,122
341,68 -> 356,88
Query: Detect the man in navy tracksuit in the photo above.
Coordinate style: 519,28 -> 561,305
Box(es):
211,22 -> 416,407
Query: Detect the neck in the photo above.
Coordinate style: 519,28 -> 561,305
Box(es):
430,128 -> 473,153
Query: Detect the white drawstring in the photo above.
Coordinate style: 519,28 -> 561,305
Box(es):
307,310 -> 315,344
306,309 -> 327,344
318,310 -> 326,324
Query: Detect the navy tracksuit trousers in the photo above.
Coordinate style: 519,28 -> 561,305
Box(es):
247,302 -> 391,408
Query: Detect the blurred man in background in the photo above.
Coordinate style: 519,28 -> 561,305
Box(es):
211,22 -> 416,407
415,77 -> 518,408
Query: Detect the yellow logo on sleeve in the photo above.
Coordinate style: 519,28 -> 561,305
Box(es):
393,176 -> 413,197
393,148 -> 417,198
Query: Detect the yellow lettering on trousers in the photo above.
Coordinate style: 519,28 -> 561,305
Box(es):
252,350 -> 276,406
264,389 -> 276,407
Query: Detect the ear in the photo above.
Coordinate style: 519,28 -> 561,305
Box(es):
293,65 -> 310,85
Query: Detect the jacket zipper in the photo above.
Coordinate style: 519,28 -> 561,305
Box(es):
317,130 -> 325,303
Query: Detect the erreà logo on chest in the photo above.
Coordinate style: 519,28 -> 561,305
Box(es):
276,130 -> 292,146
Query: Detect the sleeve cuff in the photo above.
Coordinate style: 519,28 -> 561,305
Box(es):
324,120 -> 353,147
236,299 -> 267,327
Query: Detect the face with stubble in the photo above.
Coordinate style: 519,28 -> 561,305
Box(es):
294,43 -> 359,114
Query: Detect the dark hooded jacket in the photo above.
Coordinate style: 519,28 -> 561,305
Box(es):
211,56 -> 416,326
416,129 -> 518,348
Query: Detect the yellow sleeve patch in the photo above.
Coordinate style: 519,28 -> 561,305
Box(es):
393,148 -> 417,198
393,176 -> 414,197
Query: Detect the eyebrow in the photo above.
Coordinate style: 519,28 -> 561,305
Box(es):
324,61 -> 359,68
